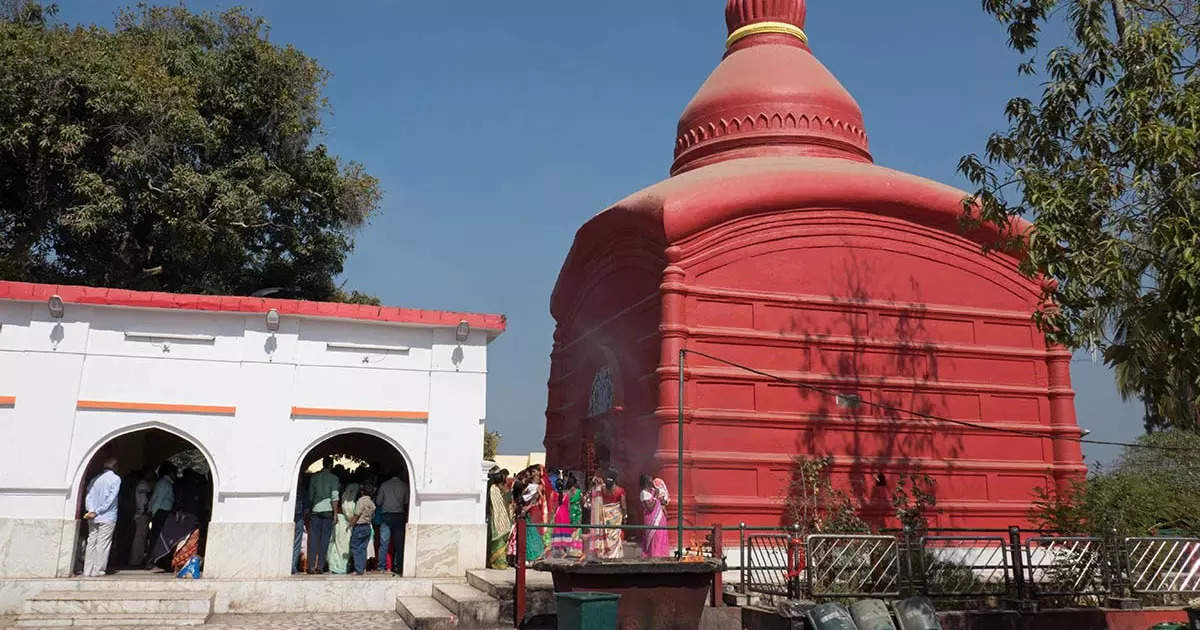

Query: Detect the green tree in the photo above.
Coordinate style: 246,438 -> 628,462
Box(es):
483,430 -> 501,461
1032,429 -> 1200,536
781,456 -> 868,535
959,0 -> 1200,430
0,2 -> 380,300
890,472 -> 938,534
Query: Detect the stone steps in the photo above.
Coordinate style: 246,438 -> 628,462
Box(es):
465,569 -> 556,622
396,596 -> 458,630
432,583 -> 499,626
15,590 -> 213,627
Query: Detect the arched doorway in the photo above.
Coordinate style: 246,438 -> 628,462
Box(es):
74,428 -> 214,577
295,432 -> 411,576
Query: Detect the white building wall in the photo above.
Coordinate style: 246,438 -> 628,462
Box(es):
0,297 -> 497,579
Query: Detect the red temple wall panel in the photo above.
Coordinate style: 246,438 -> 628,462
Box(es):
876,313 -> 977,346
936,356 -> 1040,386
983,395 -> 1043,424
692,297 -> 755,329
660,210 -> 1074,531
924,473 -> 990,501
686,422 -> 1048,463
754,303 -> 870,339
692,243 -> 1035,314
692,467 -> 759,497
689,339 -> 813,371
991,474 -> 1054,501
979,320 -> 1038,348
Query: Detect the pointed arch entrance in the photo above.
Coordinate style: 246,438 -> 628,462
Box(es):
73,427 -> 215,576
294,431 -> 412,576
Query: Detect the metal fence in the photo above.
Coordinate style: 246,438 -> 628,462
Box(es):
806,534 -> 902,598
917,536 -> 1010,599
744,534 -> 793,597
1125,537 -> 1200,596
509,521 -> 1200,625
738,526 -> 1200,609
1024,536 -> 1109,599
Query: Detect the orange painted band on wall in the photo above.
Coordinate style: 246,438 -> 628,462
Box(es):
290,407 -> 428,421
76,400 -> 236,415
0,396 -> 14,406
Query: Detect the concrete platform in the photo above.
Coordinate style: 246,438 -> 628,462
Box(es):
0,573 -> 464,615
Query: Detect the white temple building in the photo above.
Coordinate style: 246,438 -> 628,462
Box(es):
0,281 -> 505,583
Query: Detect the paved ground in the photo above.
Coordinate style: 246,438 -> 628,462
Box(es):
0,612 -> 414,629
0,613 -> 550,629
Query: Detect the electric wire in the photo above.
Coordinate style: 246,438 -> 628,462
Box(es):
682,348 -> 1189,453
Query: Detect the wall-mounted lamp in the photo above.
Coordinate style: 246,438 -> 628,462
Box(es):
455,320 -> 470,343
835,393 -> 863,410
47,295 -> 65,320
266,308 -> 280,332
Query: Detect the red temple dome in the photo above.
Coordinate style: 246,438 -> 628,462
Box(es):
672,0 -> 872,175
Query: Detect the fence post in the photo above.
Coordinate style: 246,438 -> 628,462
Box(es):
786,525 -> 799,599
712,524 -> 724,607
1107,528 -> 1120,599
1106,528 -> 1139,609
901,525 -> 915,596
739,522 -> 747,596
1008,525 -> 1027,607
515,518 -> 526,628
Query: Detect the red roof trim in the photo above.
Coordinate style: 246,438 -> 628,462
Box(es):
0,281 -> 506,333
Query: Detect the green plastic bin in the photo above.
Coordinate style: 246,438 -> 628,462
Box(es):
555,592 -> 621,630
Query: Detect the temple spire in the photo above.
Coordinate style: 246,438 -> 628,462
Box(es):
724,0 -> 808,49
670,0 -> 871,175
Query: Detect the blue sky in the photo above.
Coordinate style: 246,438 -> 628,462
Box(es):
56,1 -> 1142,466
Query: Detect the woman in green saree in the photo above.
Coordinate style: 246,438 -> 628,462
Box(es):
486,469 -> 513,569
503,466 -> 549,563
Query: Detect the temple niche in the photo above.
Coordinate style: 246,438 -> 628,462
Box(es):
543,0 -> 1085,532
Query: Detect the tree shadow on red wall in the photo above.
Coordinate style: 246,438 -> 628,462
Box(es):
776,251 -> 964,530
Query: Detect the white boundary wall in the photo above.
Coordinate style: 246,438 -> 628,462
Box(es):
0,296 -> 499,579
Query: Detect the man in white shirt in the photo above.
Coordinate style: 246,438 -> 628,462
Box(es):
128,468 -> 154,566
82,458 -> 121,577
376,469 -> 409,574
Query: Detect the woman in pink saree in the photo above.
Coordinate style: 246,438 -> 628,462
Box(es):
639,475 -> 670,558
549,473 -> 584,559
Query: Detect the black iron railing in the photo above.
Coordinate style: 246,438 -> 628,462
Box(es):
504,522 -> 1200,626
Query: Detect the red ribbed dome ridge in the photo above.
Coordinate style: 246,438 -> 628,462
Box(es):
670,0 -> 871,175
726,0 -> 807,34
